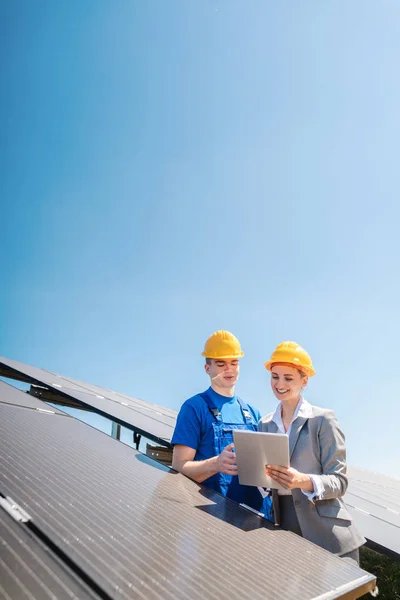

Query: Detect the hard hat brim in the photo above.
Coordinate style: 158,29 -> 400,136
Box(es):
264,360 -> 315,377
202,352 -> 244,359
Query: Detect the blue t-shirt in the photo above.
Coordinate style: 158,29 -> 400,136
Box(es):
171,387 -> 262,463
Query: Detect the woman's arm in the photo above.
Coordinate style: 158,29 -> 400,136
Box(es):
264,410 -> 348,500
316,409 -> 348,500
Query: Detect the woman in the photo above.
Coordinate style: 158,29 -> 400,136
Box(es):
259,341 -> 365,565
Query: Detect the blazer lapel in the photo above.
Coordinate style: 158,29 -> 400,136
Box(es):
267,420 -> 279,434
289,417 -> 308,458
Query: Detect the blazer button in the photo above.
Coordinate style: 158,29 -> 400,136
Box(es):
294,500 -> 301,507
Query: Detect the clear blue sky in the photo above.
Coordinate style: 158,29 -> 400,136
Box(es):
1,1 -> 399,477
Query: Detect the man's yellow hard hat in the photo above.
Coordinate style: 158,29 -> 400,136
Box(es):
202,330 -> 244,359
264,341 -> 315,377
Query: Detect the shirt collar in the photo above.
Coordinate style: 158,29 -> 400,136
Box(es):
207,386 -> 235,404
271,397 -> 312,433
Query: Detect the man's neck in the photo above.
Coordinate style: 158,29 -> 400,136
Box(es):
210,383 -> 235,398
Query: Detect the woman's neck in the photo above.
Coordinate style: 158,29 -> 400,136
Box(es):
280,396 -> 302,422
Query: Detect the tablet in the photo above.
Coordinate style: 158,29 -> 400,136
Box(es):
232,430 -> 290,488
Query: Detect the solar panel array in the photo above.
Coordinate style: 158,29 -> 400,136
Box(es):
346,466 -> 400,558
0,378 -> 376,599
1,355 -> 399,560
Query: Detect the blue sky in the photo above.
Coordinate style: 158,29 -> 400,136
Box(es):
1,1 -> 399,477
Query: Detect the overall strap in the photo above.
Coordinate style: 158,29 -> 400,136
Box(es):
199,391 -> 222,421
200,392 -> 255,425
236,396 -> 256,424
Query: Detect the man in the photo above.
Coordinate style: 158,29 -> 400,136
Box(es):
171,330 -> 265,512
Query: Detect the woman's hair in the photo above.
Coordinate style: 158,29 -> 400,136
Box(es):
271,363 -> 307,379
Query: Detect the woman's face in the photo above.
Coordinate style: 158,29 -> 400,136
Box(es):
270,364 -> 307,403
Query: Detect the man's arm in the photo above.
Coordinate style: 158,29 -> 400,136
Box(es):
172,443 -> 237,483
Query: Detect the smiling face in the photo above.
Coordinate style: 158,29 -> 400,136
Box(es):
270,363 -> 308,404
205,358 -> 239,392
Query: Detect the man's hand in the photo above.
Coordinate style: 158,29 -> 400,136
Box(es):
172,443 -> 238,483
265,465 -> 313,491
216,443 -> 238,475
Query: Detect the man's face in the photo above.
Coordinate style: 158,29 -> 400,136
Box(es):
205,359 -> 240,389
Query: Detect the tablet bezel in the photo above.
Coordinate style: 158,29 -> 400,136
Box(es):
232,430 -> 290,488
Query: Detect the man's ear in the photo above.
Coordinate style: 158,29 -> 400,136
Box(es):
204,363 -> 210,375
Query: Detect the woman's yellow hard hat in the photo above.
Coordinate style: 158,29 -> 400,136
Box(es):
264,341 -> 315,377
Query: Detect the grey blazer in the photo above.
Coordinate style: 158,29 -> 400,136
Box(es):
258,400 -> 366,555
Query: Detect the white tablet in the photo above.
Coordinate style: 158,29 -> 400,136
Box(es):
232,430 -> 290,488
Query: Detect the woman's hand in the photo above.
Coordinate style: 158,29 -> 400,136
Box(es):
265,465 -> 313,491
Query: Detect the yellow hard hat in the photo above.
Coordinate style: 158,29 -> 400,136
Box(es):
264,341 -> 315,377
202,330 -> 244,359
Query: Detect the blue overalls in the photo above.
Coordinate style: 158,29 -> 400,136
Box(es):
200,391 -> 272,517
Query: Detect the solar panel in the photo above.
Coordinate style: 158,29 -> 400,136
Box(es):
0,379 -> 67,415
0,391 -> 376,600
346,466 -> 400,558
56,372 -> 177,419
0,356 -> 175,445
0,508 -> 97,600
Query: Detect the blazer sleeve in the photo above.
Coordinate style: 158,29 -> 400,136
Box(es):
317,410 -> 348,500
